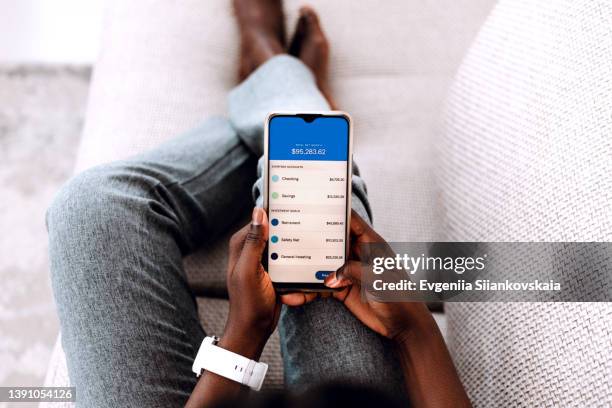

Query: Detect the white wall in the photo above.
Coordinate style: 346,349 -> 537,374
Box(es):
0,0 -> 105,64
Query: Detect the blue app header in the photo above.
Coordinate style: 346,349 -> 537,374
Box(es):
269,116 -> 349,161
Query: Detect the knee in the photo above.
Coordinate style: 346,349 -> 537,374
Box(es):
46,167 -> 120,287
46,165 -> 138,241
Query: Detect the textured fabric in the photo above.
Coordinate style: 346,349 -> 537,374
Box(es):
39,300 -> 282,408
228,55 -> 329,158
446,303 -> 611,407
439,0 -> 612,406
279,298 -> 406,398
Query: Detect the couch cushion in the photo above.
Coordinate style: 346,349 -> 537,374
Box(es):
440,0 -> 612,405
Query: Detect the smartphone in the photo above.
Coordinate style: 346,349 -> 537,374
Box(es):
263,112 -> 353,292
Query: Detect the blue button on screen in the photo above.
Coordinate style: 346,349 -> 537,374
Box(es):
315,271 -> 332,280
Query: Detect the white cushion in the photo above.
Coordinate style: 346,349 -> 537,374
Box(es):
440,0 -> 612,405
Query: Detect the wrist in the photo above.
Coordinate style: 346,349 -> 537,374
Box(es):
393,306 -> 439,348
219,325 -> 269,361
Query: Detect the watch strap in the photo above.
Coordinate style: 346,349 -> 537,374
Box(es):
192,336 -> 268,391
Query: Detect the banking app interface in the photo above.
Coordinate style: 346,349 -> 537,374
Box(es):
268,116 -> 349,283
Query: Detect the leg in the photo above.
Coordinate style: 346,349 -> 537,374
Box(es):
48,119 -> 257,407
49,3 -> 290,404
228,9 -> 405,399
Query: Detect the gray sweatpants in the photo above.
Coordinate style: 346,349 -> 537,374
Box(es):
47,55 -> 404,407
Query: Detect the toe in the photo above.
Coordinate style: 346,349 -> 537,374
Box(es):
301,7 -> 328,47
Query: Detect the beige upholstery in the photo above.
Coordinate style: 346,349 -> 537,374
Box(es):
440,0 -> 612,406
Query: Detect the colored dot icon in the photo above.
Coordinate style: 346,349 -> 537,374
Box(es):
271,235 -> 279,243
272,175 -> 280,182
271,218 -> 279,226
271,253 -> 279,260
271,192 -> 279,199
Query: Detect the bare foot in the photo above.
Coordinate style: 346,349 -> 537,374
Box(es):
234,0 -> 286,80
288,7 -> 336,109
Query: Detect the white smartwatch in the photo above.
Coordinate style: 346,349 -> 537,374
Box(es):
192,336 -> 268,391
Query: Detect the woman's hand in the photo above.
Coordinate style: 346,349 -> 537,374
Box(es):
325,211 -> 471,407
224,207 -> 277,348
222,207 -> 317,358
187,207 -> 319,408
324,210 -> 431,342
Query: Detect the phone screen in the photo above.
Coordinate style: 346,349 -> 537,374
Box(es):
266,114 -> 350,285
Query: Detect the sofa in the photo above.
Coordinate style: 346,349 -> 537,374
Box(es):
43,0 -> 611,407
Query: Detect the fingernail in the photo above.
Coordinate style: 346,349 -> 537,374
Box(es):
325,273 -> 338,287
335,266 -> 345,281
252,207 -> 263,226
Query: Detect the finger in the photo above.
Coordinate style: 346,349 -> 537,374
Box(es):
228,224 -> 249,268
324,270 -> 353,289
255,207 -> 269,241
280,292 -> 318,306
350,210 -> 385,243
335,260 -> 363,283
233,207 -> 268,276
349,211 -> 395,262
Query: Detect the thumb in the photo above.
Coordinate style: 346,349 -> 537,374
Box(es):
235,207 -> 268,274
325,260 -> 362,288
